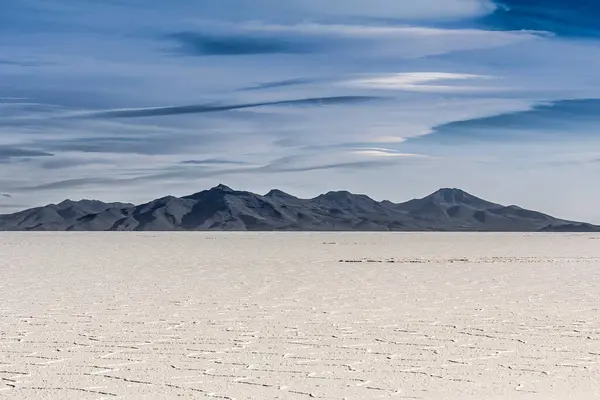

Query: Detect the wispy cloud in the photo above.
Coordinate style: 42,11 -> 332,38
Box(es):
79,96 -> 385,119
479,0 -> 600,38
17,177 -> 117,191
0,146 -> 54,161
181,159 -> 251,166
14,147 -> 427,192
240,78 -> 326,91
39,157 -> 113,170
411,98 -> 600,144
41,134 -> 227,155
175,21 -> 539,59
281,0 -> 498,21
0,59 -> 53,67
343,72 -> 497,92
241,72 -> 498,93
166,32 -> 318,56
350,148 -> 429,158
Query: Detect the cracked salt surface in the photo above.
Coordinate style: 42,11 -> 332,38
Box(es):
1,233 -> 599,399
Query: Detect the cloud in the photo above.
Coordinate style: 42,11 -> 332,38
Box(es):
0,59 -> 52,67
166,32 -> 319,56
259,149 -> 426,173
241,73 -> 498,94
80,96 -> 384,119
240,78 -> 326,91
39,157 -> 113,170
13,162 -> 374,192
480,0 -> 600,38
409,98 -> 600,144
343,72 -> 496,92
14,148 -> 422,193
41,134 -> 228,155
539,153 -> 600,167
350,149 -> 429,158
1,193 -> 11,198
0,146 -> 54,161
181,159 -> 251,166
263,159 -> 394,173
17,177 -> 118,191
288,0 -> 497,21
3,0 -> 499,28
179,22 -> 539,59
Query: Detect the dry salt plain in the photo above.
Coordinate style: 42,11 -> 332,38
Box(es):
1,233 -> 600,400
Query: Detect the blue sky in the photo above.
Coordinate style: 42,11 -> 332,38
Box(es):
2,0 -> 600,222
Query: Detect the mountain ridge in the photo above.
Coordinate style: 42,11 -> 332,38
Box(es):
0,185 -> 598,232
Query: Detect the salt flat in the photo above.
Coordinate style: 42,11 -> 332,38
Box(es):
1,233 -> 599,400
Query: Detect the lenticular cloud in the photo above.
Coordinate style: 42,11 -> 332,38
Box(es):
288,0 -> 497,20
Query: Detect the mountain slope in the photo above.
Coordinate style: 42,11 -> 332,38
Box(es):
394,188 -> 570,231
0,200 -> 133,231
0,186 -> 597,232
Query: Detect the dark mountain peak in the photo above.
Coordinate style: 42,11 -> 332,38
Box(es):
57,199 -> 76,207
316,190 -> 354,200
265,189 -> 297,199
430,188 -> 470,201
424,188 -> 498,208
315,191 -> 365,205
56,199 -> 123,210
157,195 -> 178,201
57,199 -> 118,207
184,184 -> 238,200
136,195 -> 177,208
314,191 -> 382,216
213,184 -> 234,192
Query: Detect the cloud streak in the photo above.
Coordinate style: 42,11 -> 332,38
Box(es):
240,78 -> 327,91
287,0 -> 497,20
181,159 -> 251,166
13,148 -> 424,193
172,21 -> 539,60
0,147 -> 54,161
241,72 -> 498,93
166,32 -> 318,56
410,98 -> 600,144
343,72 -> 496,92
480,0 -> 600,38
0,59 -> 52,67
79,96 -> 385,119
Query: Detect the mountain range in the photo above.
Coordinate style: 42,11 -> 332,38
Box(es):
0,185 -> 598,232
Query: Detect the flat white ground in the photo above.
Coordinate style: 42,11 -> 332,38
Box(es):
1,233 -> 599,399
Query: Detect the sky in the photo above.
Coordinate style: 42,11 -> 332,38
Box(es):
2,0 -> 600,222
